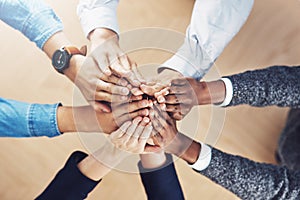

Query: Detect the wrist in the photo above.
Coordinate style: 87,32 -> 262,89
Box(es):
89,28 -> 118,44
197,80 -> 226,105
56,106 -> 76,133
63,55 -> 85,82
140,151 -> 167,169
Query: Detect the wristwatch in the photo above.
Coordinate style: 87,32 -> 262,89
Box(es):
52,46 -> 87,74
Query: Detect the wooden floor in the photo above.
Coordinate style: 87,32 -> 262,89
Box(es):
1,0 -> 300,199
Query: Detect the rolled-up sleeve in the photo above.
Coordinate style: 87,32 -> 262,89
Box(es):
0,97 -> 61,138
77,0 -> 119,37
0,0 -> 63,49
161,0 -> 254,80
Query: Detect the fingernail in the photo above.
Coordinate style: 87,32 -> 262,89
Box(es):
133,80 -> 140,86
121,96 -> 127,100
143,117 -> 150,123
158,96 -> 165,103
105,69 -> 111,75
122,87 -> 129,95
141,100 -> 148,107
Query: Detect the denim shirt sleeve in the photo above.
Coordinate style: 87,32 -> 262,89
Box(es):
0,97 -> 61,137
0,0 -> 63,49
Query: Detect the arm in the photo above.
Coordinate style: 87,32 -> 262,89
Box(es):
0,0 -> 63,49
77,0 -> 142,102
150,105 -> 300,199
141,0 -> 254,109
138,153 -> 185,200
37,118 -> 152,199
161,0 -> 254,79
225,65 -> 300,107
0,96 -> 150,137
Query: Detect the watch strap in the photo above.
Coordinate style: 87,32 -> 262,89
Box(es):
64,45 -> 87,56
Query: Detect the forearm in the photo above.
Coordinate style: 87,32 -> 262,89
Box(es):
0,0 -> 63,49
196,80 -> 226,105
57,105 -> 117,134
198,148 -> 300,199
226,65 -> 300,107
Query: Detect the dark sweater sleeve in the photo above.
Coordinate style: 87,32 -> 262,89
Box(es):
225,65 -> 300,107
138,154 -> 185,200
197,148 -> 300,200
36,151 -> 101,200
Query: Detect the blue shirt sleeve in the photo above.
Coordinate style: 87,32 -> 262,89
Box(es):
138,154 -> 185,200
0,97 -> 61,137
0,0 -> 63,49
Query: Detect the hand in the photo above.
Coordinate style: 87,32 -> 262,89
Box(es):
70,98 -> 152,133
164,77 -> 200,120
89,28 -> 142,87
140,68 -> 182,101
148,102 -> 194,156
64,54 -> 131,112
109,117 -> 155,154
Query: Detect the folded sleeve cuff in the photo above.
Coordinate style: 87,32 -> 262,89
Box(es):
160,55 -> 205,80
78,6 -> 119,38
188,142 -> 212,171
215,78 -> 233,107
28,103 -> 62,137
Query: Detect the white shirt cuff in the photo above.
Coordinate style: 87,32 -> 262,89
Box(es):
216,78 -> 233,107
78,6 -> 119,38
188,142 -> 212,171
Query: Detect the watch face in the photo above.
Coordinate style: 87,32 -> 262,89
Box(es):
52,50 -> 69,71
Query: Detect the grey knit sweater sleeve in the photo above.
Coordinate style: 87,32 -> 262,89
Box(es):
225,66 -> 300,107
198,148 -> 300,199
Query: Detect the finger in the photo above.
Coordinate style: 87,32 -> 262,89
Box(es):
144,145 -> 162,153
110,121 -> 131,140
169,112 -> 184,120
169,85 -> 187,95
153,104 -> 169,129
140,83 -> 165,96
95,91 -> 128,102
92,53 -> 112,76
100,74 -> 128,86
114,99 -> 151,116
139,123 -> 152,141
121,117 -> 142,143
149,110 -> 164,133
131,87 -> 144,96
137,124 -> 153,152
116,109 -> 149,125
108,53 -> 130,76
132,63 -> 145,83
164,94 -> 179,104
171,78 -> 188,86
129,95 -> 143,101
165,104 -> 181,113
96,80 -> 130,96
118,54 -> 131,71
154,87 -> 170,98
